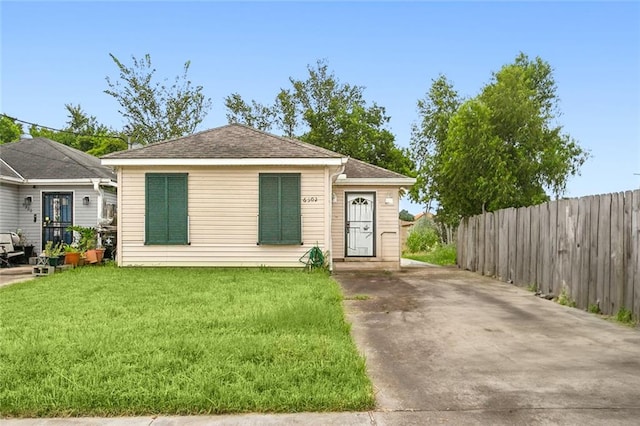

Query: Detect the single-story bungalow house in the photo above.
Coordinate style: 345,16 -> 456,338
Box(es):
0,137 -> 117,255
101,124 -> 415,270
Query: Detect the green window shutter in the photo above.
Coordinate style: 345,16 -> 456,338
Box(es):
146,175 -> 168,244
279,174 -> 301,244
166,175 -> 188,244
259,175 -> 281,244
259,173 -> 301,245
145,173 -> 188,245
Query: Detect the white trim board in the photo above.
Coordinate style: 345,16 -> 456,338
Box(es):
102,158 -> 347,167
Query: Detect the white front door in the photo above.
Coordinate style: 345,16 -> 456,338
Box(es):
346,193 -> 375,256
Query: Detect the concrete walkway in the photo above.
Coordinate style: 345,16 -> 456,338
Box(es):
3,265 -> 640,425
0,265 -> 34,288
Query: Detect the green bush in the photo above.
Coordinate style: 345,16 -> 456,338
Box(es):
615,307 -> 634,325
556,287 -> 577,308
406,216 -> 439,253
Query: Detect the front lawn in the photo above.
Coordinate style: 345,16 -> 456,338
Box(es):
0,266 -> 373,417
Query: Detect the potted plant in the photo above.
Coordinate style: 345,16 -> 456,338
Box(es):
44,241 -> 64,266
63,244 -> 82,267
67,225 -> 104,264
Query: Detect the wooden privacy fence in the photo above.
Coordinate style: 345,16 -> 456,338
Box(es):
457,190 -> 640,319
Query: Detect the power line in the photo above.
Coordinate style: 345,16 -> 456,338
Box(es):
1,113 -> 126,141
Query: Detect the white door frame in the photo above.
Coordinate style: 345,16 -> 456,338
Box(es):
345,192 -> 375,257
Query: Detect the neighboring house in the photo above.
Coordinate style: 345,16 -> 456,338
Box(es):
400,220 -> 414,252
0,137 -> 117,254
101,124 -> 415,270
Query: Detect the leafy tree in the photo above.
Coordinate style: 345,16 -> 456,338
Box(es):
224,93 -> 274,131
29,104 -> 127,155
410,53 -> 588,226
0,115 -> 23,144
409,75 -> 461,211
225,60 -> 414,175
105,53 -> 212,144
399,209 -> 415,221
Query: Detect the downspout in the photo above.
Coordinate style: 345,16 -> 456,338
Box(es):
92,179 -> 104,247
327,158 -> 347,272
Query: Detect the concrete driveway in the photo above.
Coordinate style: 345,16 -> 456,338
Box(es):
335,265 -> 640,425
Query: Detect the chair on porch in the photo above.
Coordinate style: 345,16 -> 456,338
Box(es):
0,233 -> 24,268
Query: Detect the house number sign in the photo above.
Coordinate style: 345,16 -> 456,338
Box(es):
302,197 -> 319,203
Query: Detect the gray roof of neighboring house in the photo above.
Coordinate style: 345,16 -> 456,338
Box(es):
0,159 -> 22,180
343,157 -> 412,179
0,137 -> 116,181
102,124 -> 344,159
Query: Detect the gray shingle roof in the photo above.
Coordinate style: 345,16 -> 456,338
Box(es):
0,159 -> 22,180
0,137 -> 116,181
343,157 -> 412,179
102,124 -> 344,159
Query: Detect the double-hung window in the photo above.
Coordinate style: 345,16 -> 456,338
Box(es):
145,173 -> 188,245
259,173 -> 301,245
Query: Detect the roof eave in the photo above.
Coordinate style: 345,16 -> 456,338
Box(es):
0,158 -> 25,181
23,178 -> 117,186
101,158 -> 346,167
0,176 -> 25,184
334,177 -> 417,186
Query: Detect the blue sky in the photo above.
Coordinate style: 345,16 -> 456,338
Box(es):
1,1 -> 639,214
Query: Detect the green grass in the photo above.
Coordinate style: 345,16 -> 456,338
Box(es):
0,266 -> 374,417
344,294 -> 370,301
615,307 -> 636,326
403,243 -> 457,266
588,304 -> 601,314
556,287 -> 577,308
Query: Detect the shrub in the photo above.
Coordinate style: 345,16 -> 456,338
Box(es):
406,216 -> 439,253
615,307 -> 634,325
588,304 -> 601,314
556,287 -> 576,308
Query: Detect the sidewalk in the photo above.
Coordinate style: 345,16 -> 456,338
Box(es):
5,408 -> 639,425
0,265 -> 34,288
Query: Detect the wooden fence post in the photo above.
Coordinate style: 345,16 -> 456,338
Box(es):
498,210 -> 509,281
588,196 -> 600,309
478,213 -> 486,275
575,197 -> 590,309
632,190 -> 640,320
556,199 -> 569,296
484,212 -> 495,277
610,192 -> 624,314
597,194 -> 612,314
565,199 -> 579,304
530,205 -> 540,289
540,202 -> 551,293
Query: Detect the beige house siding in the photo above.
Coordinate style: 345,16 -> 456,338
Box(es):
117,165 -> 329,267
331,185 -> 401,268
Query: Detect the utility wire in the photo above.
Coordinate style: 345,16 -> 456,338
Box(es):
1,113 -> 126,141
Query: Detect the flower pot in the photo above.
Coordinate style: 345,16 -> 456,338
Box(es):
48,256 -> 61,267
65,252 -> 81,267
85,248 -> 105,264
96,248 -> 105,263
